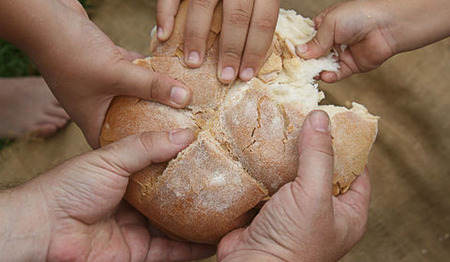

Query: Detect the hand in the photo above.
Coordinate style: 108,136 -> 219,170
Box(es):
0,0 -> 192,148
296,0 -> 450,83
0,129 -> 216,261
156,0 -> 280,83
217,111 -> 371,261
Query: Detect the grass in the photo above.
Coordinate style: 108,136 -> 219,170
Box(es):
78,0 -> 89,8
0,40 -> 39,77
0,0 -> 89,150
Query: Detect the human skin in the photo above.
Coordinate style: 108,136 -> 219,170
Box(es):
296,0 -> 450,83
0,0 -> 192,148
156,0 -> 280,83
0,111 -> 370,261
217,111 -> 371,262
0,129 -> 216,261
0,77 -> 70,138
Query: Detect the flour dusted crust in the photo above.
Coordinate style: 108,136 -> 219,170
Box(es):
124,131 -> 267,243
100,1 -> 379,244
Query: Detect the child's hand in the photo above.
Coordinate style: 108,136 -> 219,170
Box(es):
296,1 -> 396,83
156,0 -> 280,83
297,0 -> 450,83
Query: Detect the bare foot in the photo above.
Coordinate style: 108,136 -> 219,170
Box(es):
0,77 -> 70,138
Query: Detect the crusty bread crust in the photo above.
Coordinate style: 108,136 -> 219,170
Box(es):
100,0 -> 378,244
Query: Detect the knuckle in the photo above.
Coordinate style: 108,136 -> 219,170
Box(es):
252,17 -> 276,33
312,37 -> 326,51
148,74 -> 164,100
315,145 -> 334,159
191,0 -> 216,10
243,49 -> 267,63
222,46 -> 243,62
229,8 -> 252,26
138,132 -> 155,155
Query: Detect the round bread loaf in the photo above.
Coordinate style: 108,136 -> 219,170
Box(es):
100,1 -> 378,244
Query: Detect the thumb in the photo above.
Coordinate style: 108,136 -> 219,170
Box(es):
294,110 -> 334,205
296,13 -> 336,59
94,129 -> 194,176
43,129 -> 194,223
114,61 -> 192,108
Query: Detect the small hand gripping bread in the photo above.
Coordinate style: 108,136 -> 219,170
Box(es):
100,2 -> 379,244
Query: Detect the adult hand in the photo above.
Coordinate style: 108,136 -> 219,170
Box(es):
0,128 -> 216,261
156,0 -> 280,83
217,111 -> 371,261
0,0 -> 192,148
296,0 -> 450,83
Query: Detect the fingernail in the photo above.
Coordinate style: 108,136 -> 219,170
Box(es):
296,44 -> 308,54
240,68 -> 254,81
220,67 -> 235,82
170,86 -> 188,105
157,27 -> 164,39
187,51 -> 200,65
309,110 -> 330,133
169,129 -> 193,145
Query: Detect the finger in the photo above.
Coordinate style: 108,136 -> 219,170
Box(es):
35,123 -> 58,137
312,7 -> 331,29
117,46 -> 145,61
320,44 -> 360,83
336,167 -> 371,218
147,237 -> 216,262
293,110 -> 334,206
156,0 -> 181,41
239,0 -> 279,81
115,62 -> 192,108
36,114 -> 69,128
218,0 -> 255,83
320,60 -> 354,83
296,12 -> 336,59
97,129 -> 195,176
116,202 -> 151,262
334,168 -> 371,243
46,104 -> 71,119
184,0 -> 220,67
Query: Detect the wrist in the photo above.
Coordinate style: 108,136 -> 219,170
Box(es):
0,180 -> 51,261
379,0 -> 450,54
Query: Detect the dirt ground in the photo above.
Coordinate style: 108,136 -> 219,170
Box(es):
1,0 -> 449,261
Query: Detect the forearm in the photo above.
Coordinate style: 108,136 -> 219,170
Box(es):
381,0 -> 450,53
0,0 -> 97,77
0,182 -> 50,261
0,0 -> 61,55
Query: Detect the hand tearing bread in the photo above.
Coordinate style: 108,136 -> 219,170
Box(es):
100,2 -> 379,244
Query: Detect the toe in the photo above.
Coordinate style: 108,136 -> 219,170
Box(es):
36,114 -> 69,132
35,124 -> 58,138
46,104 -> 70,119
